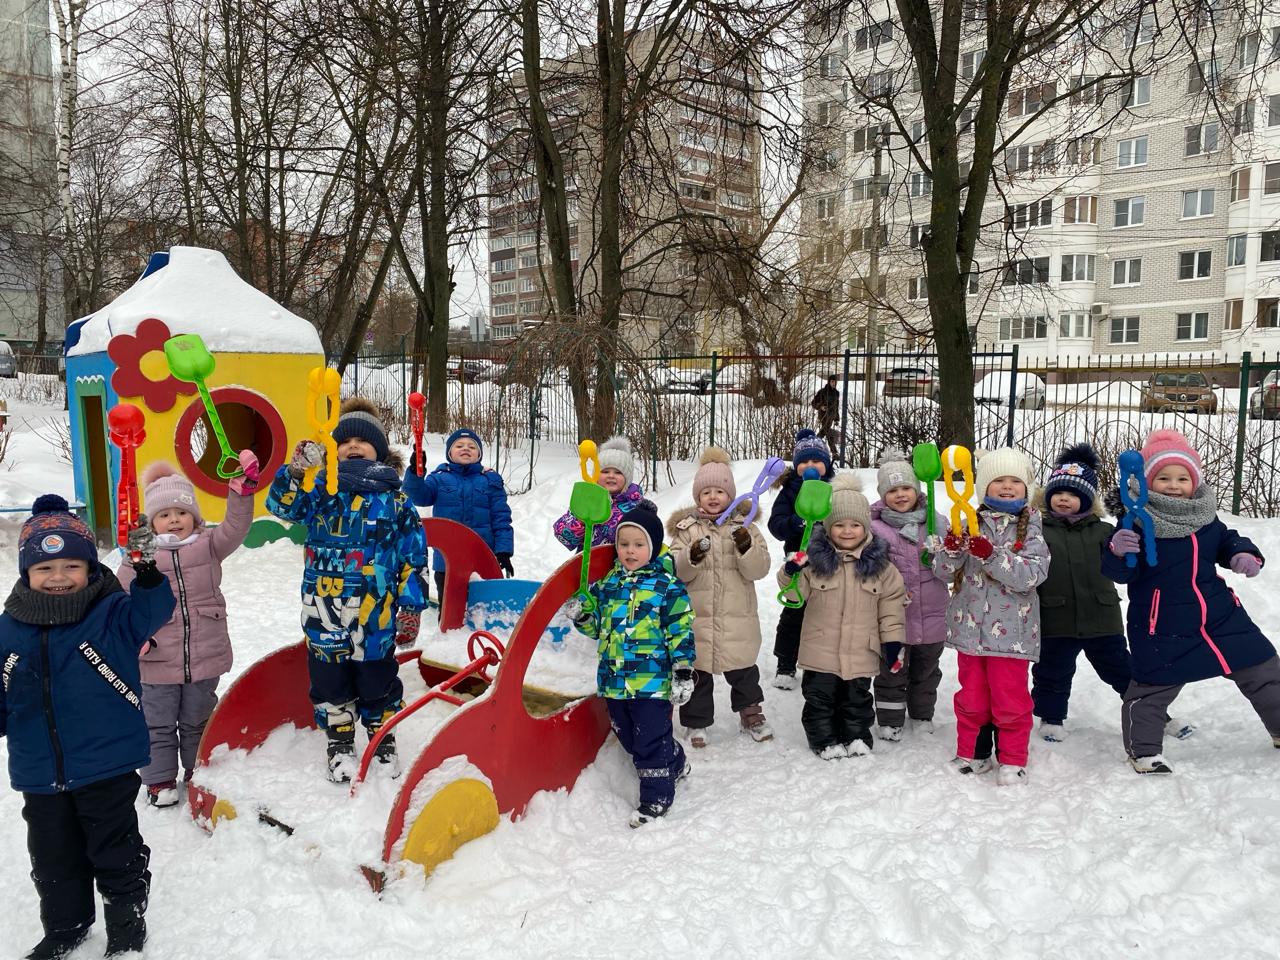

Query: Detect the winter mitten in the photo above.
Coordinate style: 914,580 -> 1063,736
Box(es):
689,536 -> 712,565
394,610 -> 421,648
883,642 -> 905,674
1110,528 -> 1141,557
732,526 -> 753,555
783,550 -> 809,576
128,517 -> 157,564
228,448 -> 261,495
496,552 -> 515,578
941,532 -> 966,555
287,439 -> 325,478
1230,552 -> 1263,577
563,595 -> 587,623
671,667 -> 696,707
968,535 -> 993,561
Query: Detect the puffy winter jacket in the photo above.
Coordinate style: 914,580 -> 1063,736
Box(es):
117,488 -> 253,684
666,504 -> 770,673
768,467 -> 834,553
554,482 -> 646,551
403,461 -> 514,570
0,568 -> 175,794
575,551 -> 695,699
869,501 -> 949,646
1102,516 -> 1274,684
1037,509 -> 1123,640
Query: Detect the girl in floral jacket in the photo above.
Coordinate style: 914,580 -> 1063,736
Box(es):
553,435 -> 646,551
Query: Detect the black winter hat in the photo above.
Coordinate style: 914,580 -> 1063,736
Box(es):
1044,442 -> 1100,512
332,397 -> 390,462
616,500 -> 665,563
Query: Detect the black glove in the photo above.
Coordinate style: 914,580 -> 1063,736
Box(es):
732,527 -> 752,555
689,537 -> 711,565
496,552 -> 514,578
783,550 -> 809,576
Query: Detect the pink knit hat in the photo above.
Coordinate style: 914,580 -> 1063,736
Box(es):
1141,429 -> 1203,489
141,461 -> 203,525
693,446 -> 736,501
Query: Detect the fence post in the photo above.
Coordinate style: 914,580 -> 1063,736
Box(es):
709,350 -> 719,448
400,339 -> 408,424
1004,344 -> 1020,448
650,388 -> 658,489
1232,351 -> 1251,515
839,348 -> 852,466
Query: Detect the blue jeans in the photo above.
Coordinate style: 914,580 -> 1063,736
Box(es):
1031,634 -> 1131,724
606,698 -> 685,809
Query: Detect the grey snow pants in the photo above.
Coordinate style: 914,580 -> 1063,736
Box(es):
140,678 -> 220,786
1121,654 -> 1280,759
873,641 -> 945,727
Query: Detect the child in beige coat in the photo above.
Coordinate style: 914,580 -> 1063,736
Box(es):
667,448 -> 773,746
780,474 -> 906,759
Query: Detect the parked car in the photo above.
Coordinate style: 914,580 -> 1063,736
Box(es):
1138,371 -> 1217,415
0,341 -> 16,378
883,363 -> 940,402
475,361 -> 508,383
974,371 -> 1047,410
663,367 -> 713,394
448,360 -> 486,384
1249,370 -> 1280,419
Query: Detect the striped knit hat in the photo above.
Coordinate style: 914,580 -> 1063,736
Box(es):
1141,429 -> 1203,489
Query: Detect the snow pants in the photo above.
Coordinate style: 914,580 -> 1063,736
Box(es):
307,644 -> 403,731
606,698 -> 686,810
1122,654 -> 1280,758
873,641 -> 945,727
22,772 -> 150,943
678,666 -> 764,729
801,671 -> 874,752
955,653 -> 1033,767
140,677 -> 220,786
1031,633 -> 1130,725
773,604 -> 805,675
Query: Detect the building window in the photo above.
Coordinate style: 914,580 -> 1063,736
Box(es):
1060,312 -> 1092,338
1175,311 -> 1210,341
849,122 -> 891,154
816,100 -> 842,125
816,194 -> 841,220
1110,315 -> 1140,344
910,172 -> 932,197
1269,94 -> 1280,126
961,49 -> 985,79
1232,168 -> 1252,202
815,240 -> 840,265
999,316 -> 1049,340
1237,31 -> 1260,66
849,176 -> 888,200
965,269 -> 980,295
1112,257 -> 1142,286
1122,76 -> 1151,107
1002,257 -> 1051,286
1061,254 -> 1096,282
1114,196 -> 1145,227
1225,299 -> 1243,330
1005,199 -> 1052,230
1181,188 -> 1215,218
519,253 -> 539,268
1263,231 -> 1280,261
1185,122 -> 1219,157
1117,136 -> 1148,168
854,20 -> 894,50
819,53 -> 842,79
908,276 -> 928,301
1066,137 -> 1100,165
491,257 -> 516,274
680,182 -> 714,201
1129,13 -> 1156,45
492,302 -> 517,317
1234,101 -> 1255,135
1063,195 -> 1098,224
1187,59 -> 1220,94
1007,82 -> 1056,118
1227,234 -> 1247,267
491,280 -> 515,295
1266,162 -> 1280,195
909,223 -> 930,248
1262,299 -> 1280,328
1178,250 -> 1212,279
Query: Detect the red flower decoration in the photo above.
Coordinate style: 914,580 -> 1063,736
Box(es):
108,317 -> 197,412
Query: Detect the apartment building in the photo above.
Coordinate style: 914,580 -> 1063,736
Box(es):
487,31 -> 762,352
802,3 -> 1280,361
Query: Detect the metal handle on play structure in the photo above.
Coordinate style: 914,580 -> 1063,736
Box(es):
304,366 -> 342,495
942,444 -> 979,537
108,403 -> 146,562
408,391 -> 425,477
1118,449 -> 1158,568
718,456 -> 785,527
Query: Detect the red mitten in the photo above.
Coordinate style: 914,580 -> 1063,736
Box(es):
394,610 -> 421,648
968,536 -> 994,560
942,532 -> 965,554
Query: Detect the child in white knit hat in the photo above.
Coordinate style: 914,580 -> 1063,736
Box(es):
553,435 -> 647,551
666,447 -> 773,747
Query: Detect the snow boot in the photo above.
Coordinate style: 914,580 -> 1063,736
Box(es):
817,744 -> 846,761
877,725 -> 903,742
146,781 -> 179,808
1038,720 -> 1067,743
1273,735 -> 1280,749
372,733 -> 401,778
104,917 -> 146,957
949,756 -> 995,776
1129,754 -> 1174,775
772,671 -> 798,691
684,726 -> 710,749
913,719 -> 935,735
845,739 -> 872,757
1166,717 -> 1197,740
739,704 -> 773,742
326,720 -> 357,784
629,802 -> 669,828
997,764 -> 1028,786
24,928 -> 90,960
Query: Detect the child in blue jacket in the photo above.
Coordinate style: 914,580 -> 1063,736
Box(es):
0,496 -> 173,959
267,397 -> 429,783
404,427 -> 514,601
1104,429 -> 1280,774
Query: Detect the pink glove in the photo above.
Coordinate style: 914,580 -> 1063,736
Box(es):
1230,553 -> 1262,577
228,449 -> 261,495
1110,528 -> 1141,557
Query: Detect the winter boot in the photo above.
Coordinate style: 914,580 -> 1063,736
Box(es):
1129,754 -> 1174,775
1166,717 -> 1197,740
104,917 -> 146,957
684,726 -> 710,749
146,780 -> 180,808
1273,735 -> 1280,749
739,705 -> 773,742
817,744 -> 846,761
997,764 -> 1028,786
326,718 -> 357,784
1038,720 -> 1067,743
366,711 -> 402,778
24,928 -> 90,960
845,739 -> 872,757
912,718 -> 935,735
877,725 -> 903,743
629,802 -> 669,828
949,756 -> 995,776
772,671 -> 798,691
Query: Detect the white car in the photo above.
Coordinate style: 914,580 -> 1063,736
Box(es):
974,371 -> 1046,410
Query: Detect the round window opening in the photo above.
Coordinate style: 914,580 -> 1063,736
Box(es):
175,388 -> 286,496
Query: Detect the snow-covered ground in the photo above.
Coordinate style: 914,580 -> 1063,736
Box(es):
1,418 -> 1279,960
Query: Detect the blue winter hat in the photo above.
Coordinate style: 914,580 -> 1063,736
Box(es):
1044,442 -> 1099,512
332,398 -> 390,462
446,428 -> 484,463
20,494 -> 97,575
792,428 -> 832,474
616,500 -> 665,563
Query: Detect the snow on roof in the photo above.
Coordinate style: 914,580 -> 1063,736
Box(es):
67,246 -> 323,358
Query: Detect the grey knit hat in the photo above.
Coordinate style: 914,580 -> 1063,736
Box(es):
876,448 -> 920,500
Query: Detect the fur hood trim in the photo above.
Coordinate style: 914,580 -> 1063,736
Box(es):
806,524 -> 891,580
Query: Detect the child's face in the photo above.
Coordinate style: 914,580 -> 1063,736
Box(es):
1049,491 -> 1082,515
796,458 -> 827,479
986,476 -> 1027,501
338,437 -> 378,461
28,559 -> 90,594
450,438 -> 480,464
599,467 -> 627,493
698,486 -> 730,515
152,507 -> 195,538
615,526 -> 651,571
1151,464 -> 1195,498
829,520 -> 866,549
884,485 -> 918,512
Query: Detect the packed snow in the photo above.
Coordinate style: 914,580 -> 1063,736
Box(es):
1,411 -> 1278,960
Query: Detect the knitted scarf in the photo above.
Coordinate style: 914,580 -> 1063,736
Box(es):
878,504 -> 927,545
5,565 -> 123,626
1141,486 -> 1220,540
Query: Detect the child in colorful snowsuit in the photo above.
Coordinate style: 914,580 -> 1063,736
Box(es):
868,450 -> 949,741
554,435 -> 645,551
666,447 -> 772,747
267,398 -> 429,783
931,447 -> 1050,786
572,501 -> 695,827
403,427 -> 514,602
117,454 -> 259,809
1,496 -> 172,959
780,475 -> 906,759
767,429 -> 835,689
1104,429 -> 1280,774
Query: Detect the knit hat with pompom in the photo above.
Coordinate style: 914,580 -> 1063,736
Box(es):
597,435 -> 636,486
792,428 -> 832,474
1044,442 -> 1100,512
19,494 -> 97,575
692,446 -> 736,502
1141,428 -> 1203,490
876,448 -> 920,500
826,473 -> 871,531
141,461 -> 203,526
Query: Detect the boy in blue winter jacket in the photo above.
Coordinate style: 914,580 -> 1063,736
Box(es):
0,496 -> 173,959
403,426 -> 514,601
267,397 -> 429,783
